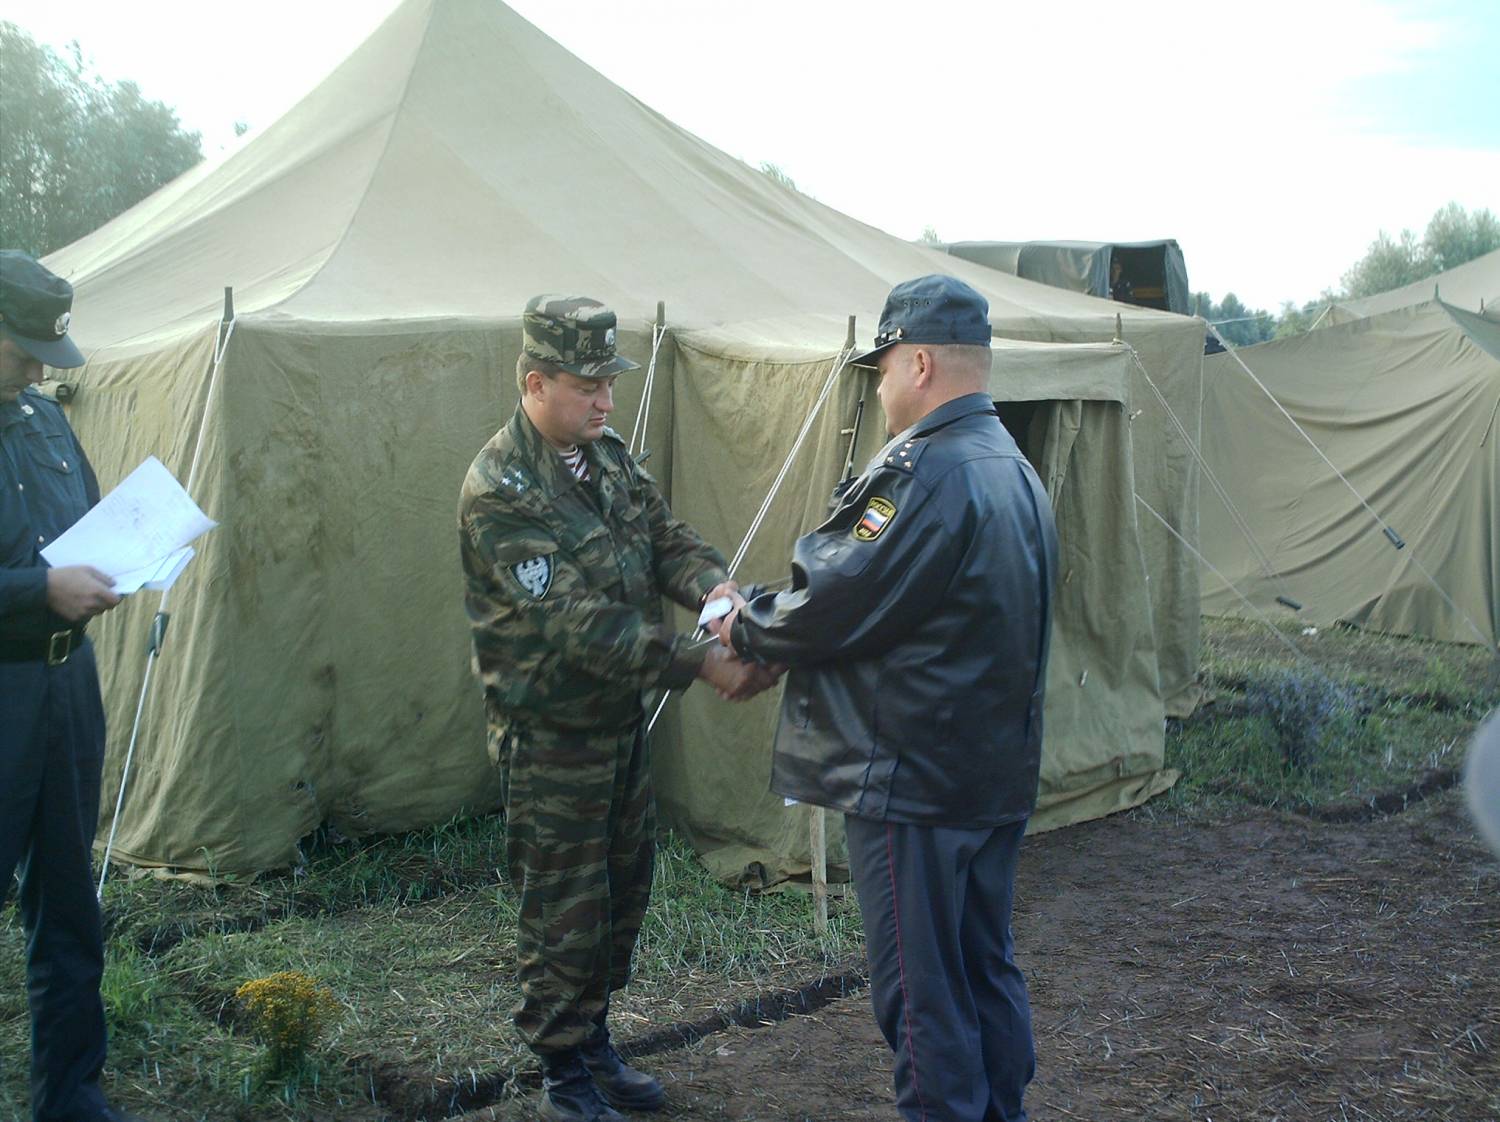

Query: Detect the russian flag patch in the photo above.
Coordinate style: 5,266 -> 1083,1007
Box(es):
853,496 -> 897,541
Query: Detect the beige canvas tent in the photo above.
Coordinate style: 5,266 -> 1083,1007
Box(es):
1320,249 -> 1500,327
1200,298 -> 1500,649
43,0 -> 1204,876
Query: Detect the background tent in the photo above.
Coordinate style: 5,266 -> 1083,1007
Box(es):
658,329 -> 1176,883
1199,298 -> 1500,649
939,240 -> 1192,315
42,0 -> 1204,875
1320,248 -> 1500,327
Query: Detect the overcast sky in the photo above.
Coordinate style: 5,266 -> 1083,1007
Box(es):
3,0 -> 1496,310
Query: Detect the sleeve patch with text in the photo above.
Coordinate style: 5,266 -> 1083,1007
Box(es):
853,497 -> 897,541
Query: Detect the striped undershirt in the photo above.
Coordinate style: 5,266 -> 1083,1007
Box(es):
559,444 -> 590,483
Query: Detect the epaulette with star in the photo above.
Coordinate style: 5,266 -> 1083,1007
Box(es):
880,436 -> 927,474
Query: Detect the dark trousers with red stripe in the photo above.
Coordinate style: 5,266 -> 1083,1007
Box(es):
845,814 -> 1033,1122
0,645 -> 112,1122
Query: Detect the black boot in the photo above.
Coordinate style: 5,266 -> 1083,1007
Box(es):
538,1050 -> 626,1122
580,1024 -> 665,1112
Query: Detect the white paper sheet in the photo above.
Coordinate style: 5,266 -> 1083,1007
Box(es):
42,456 -> 215,594
697,596 -> 735,628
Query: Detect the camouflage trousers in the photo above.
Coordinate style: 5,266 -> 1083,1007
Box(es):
494,719 -> 655,1056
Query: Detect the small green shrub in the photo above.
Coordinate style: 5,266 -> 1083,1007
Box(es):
1246,670 -> 1356,769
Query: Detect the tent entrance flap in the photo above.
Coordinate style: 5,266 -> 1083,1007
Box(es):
994,400 -> 1050,472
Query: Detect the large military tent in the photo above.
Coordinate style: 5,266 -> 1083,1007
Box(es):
43,0 -> 1204,877
939,240 -> 1192,315
1199,298 -> 1500,648
1319,248 -> 1500,327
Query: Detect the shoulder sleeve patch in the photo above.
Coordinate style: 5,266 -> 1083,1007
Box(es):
853,496 -> 897,541
509,554 -> 553,600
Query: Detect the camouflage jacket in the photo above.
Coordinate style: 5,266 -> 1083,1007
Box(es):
459,406 -> 728,732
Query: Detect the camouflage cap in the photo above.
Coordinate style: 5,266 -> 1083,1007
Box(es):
522,295 -> 640,379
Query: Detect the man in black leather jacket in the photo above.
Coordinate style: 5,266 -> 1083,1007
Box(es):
715,275 -> 1059,1122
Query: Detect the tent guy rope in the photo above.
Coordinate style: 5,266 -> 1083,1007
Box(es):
647,326 -> 858,735
1124,349 -> 1301,609
628,301 -> 667,457
98,290 -> 236,899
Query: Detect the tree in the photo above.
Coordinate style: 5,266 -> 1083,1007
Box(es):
1422,201 -> 1500,274
1341,229 -> 1427,298
0,23 -> 202,257
918,225 -> 943,246
1340,203 -> 1499,300
1273,294 -> 1336,338
1193,291 -> 1275,348
758,161 -> 799,192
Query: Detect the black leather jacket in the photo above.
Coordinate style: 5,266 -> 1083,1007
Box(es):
0,388 -> 99,641
733,393 -> 1058,827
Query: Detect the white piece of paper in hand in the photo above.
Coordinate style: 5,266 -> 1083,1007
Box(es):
41,456 -> 215,594
111,546 -> 197,595
697,596 -> 735,628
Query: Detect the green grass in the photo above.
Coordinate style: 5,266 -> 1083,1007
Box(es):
1152,617 -> 1497,818
3,826 -> 863,1120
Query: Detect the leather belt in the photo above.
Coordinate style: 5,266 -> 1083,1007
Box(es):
0,626 -> 87,666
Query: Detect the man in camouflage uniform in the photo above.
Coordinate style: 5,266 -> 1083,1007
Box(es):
459,295 -> 768,1122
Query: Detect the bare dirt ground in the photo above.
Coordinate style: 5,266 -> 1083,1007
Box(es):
465,791 -> 1499,1122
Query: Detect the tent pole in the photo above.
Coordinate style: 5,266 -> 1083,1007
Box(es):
98,287 -> 236,899
628,301 -> 667,457
647,328 -> 858,736
807,316 -> 855,933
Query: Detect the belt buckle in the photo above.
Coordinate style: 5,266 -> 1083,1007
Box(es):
46,630 -> 73,667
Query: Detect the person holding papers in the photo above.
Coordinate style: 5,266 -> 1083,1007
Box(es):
1,251 -> 147,1122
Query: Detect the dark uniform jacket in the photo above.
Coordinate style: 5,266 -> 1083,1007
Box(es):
458,406 -> 728,734
0,388 -> 99,641
733,393 -> 1059,827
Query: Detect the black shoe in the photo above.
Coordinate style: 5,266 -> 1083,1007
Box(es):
538,1052 -> 626,1122
580,1033 -> 666,1112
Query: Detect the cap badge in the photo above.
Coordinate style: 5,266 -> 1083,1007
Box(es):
604,327 -> 616,347
54,311 -> 71,337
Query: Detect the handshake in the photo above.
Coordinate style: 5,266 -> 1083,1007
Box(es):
693,580 -> 787,702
